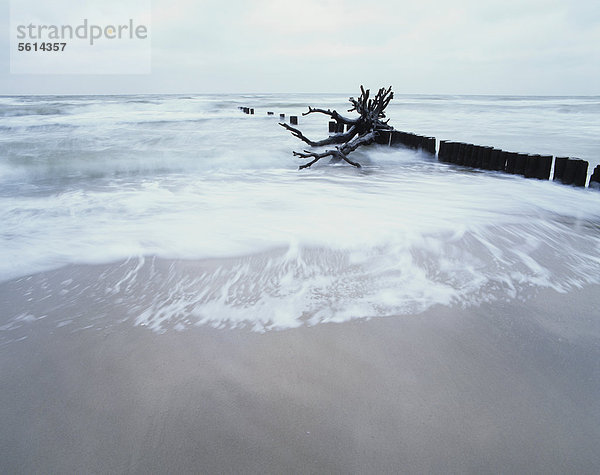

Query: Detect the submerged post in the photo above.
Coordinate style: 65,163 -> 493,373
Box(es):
590,165 -> 600,189
556,158 -> 588,186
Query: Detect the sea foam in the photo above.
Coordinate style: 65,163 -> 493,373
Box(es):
1,93 -> 599,332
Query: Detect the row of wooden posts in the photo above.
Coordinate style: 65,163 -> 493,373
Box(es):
437,140 -> 599,188
238,106 -> 599,188
373,129 -> 437,155
238,106 -> 299,124
370,128 -> 599,189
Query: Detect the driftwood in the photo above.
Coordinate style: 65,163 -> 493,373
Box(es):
280,85 -> 394,169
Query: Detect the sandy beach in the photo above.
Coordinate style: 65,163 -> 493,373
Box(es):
1,263 -> 599,474
3,0 -> 600,471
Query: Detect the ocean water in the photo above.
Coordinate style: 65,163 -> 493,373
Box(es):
1,93 -> 600,333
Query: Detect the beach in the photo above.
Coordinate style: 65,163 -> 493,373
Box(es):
1,262 -> 599,473
3,0 -> 600,469
1,93 -> 600,473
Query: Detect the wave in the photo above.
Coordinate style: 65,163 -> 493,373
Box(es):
0,105 -> 69,117
2,216 -> 599,336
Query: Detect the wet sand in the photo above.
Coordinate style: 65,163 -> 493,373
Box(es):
1,267 -> 599,474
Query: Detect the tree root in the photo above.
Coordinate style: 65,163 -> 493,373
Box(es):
281,86 -> 393,169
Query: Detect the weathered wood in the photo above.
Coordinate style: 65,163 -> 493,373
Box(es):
555,157 -> 588,186
281,86 -> 394,169
553,157 -> 568,181
460,144 -> 473,166
524,154 -> 539,178
480,147 -> 493,170
281,122 -> 360,147
454,142 -> 472,165
589,165 -> 600,189
425,137 -> 437,155
375,130 -> 391,145
452,142 -> 462,163
438,140 -> 449,161
491,150 -> 501,170
505,152 -> 517,174
536,155 -> 553,180
514,153 -> 527,175
569,159 -> 588,187
293,131 -> 377,169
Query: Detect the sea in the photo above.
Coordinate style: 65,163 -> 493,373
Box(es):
1,93 -> 600,334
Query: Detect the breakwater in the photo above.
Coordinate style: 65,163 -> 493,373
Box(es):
239,105 -> 599,188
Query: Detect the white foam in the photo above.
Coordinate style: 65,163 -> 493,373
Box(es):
1,94 -> 600,332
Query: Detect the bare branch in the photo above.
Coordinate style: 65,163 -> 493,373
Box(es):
279,122 -> 359,146
302,107 -> 358,124
281,86 -> 394,169
292,131 -> 376,169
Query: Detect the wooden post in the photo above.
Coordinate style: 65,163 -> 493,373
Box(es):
250,108 -> 254,115
536,155 -> 553,180
498,151 -> 510,171
505,152 -> 517,174
461,144 -> 474,167
574,159 -> 589,187
456,143 -> 467,165
417,136 -> 425,151
474,146 -> 485,168
469,144 -> 479,167
524,154 -> 539,178
451,141 -> 457,160
480,147 -> 493,170
464,145 -> 474,167
423,137 -> 436,155
563,159 -> 577,185
280,113 -> 285,120
589,165 -> 600,189
559,158 -> 588,186
553,157 -> 568,181
514,153 -> 527,175
375,130 -> 391,145
438,140 -> 449,161
329,121 -> 336,133
390,130 -> 403,148
451,142 -> 461,163
411,134 -> 419,150
489,149 -> 501,170
290,116 -> 298,125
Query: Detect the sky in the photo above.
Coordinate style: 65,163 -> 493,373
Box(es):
1,0 -> 599,95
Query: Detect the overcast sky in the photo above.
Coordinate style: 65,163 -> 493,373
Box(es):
1,0 -> 599,95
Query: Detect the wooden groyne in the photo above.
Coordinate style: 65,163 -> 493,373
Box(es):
379,128 -> 595,188
238,105 -> 597,188
438,141 -> 591,187
380,130 -> 436,156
